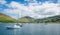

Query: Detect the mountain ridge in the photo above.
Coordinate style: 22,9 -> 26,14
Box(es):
0,13 -> 60,23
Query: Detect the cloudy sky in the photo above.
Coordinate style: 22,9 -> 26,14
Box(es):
0,0 -> 60,19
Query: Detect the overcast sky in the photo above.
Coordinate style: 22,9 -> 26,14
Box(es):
0,0 -> 60,19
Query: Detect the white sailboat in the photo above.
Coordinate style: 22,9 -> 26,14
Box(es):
6,12 -> 22,29
7,24 -> 21,29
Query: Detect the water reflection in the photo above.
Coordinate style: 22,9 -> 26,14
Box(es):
0,23 -> 60,35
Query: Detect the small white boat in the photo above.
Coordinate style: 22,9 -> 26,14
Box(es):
7,24 -> 21,29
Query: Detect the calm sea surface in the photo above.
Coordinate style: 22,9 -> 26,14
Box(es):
0,23 -> 60,35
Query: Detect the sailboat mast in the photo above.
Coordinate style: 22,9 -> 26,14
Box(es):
17,12 -> 19,24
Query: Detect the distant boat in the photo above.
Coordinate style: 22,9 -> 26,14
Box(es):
16,23 -> 22,27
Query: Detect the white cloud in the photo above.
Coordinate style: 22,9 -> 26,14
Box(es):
0,0 -> 6,4
58,0 -> 60,7
58,0 -> 60,3
25,0 -> 37,2
4,0 -> 60,19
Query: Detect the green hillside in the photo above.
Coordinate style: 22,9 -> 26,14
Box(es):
0,13 -> 17,23
35,15 -> 60,23
19,16 -> 35,23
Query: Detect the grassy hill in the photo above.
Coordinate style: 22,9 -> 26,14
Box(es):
0,13 -> 17,23
19,16 -> 35,23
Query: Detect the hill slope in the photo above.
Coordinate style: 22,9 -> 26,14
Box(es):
19,16 -> 35,23
0,13 -> 17,23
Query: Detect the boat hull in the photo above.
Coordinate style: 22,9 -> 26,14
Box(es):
6,24 -> 22,29
6,27 -> 20,29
